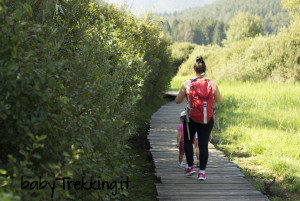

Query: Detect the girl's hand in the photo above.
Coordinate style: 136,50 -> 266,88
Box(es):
209,133 -> 213,142
176,143 -> 179,148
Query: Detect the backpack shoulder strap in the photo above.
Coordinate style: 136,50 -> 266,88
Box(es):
191,77 -> 198,83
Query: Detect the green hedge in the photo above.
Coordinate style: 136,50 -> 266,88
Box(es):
0,1 -> 174,200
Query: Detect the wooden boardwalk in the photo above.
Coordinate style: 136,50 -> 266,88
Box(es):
148,100 -> 269,201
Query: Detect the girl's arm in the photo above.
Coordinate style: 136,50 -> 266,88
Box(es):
209,132 -> 213,142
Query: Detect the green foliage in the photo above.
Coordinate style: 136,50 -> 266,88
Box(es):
282,0 -> 300,39
282,0 -> 300,16
163,18 -> 227,46
175,44 -> 224,77
0,0 -> 174,200
169,42 -> 197,71
161,0 -> 290,34
161,20 -> 171,37
224,12 -> 264,45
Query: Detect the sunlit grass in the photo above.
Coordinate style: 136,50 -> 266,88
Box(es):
170,79 -> 300,198
219,81 -> 300,198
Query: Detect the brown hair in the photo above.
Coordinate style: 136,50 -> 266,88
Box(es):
193,56 -> 206,74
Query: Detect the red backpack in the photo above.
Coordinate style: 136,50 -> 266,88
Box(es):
186,77 -> 214,124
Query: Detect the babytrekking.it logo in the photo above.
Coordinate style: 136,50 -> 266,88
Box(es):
21,176 -> 131,198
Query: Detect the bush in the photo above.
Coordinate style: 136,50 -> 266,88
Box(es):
170,42 -> 197,70
0,1 -> 174,200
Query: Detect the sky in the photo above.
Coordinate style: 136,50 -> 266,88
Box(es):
106,0 -> 217,14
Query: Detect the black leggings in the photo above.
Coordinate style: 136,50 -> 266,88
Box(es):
183,117 -> 214,170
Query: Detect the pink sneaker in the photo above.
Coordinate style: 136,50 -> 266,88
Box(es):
184,167 -> 196,176
198,172 -> 206,180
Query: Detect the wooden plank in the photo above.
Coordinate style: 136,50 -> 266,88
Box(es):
153,162 -> 238,168
155,183 -> 256,190
151,154 -> 229,160
164,91 -> 179,97
149,129 -> 178,133
156,190 -> 264,196
155,166 -> 241,170
150,146 -> 218,150
157,196 -> 268,201
156,173 -> 245,178
155,169 -> 244,174
159,177 -> 250,184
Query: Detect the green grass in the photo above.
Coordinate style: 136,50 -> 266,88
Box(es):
170,78 -> 300,200
126,125 -> 158,201
169,75 -> 192,91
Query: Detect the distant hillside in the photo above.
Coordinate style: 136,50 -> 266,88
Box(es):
160,0 -> 290,34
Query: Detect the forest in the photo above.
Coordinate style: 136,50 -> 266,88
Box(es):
160,0 -> 291,45
161,18 -> 227,46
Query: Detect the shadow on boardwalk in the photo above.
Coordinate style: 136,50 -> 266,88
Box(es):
148,101 -> 269,201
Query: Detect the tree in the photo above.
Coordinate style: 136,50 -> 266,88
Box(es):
162,20 -> 172,37
171,19 -> 180,41
224,12 -> 264,45
212,21 -> 226,45
282,0 -> 300,38
177,21 -> 194,42
200,18 -> 216,45
193,27 -> 206,45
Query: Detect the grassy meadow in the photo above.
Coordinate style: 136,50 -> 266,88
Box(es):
170,76 -> 300,200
